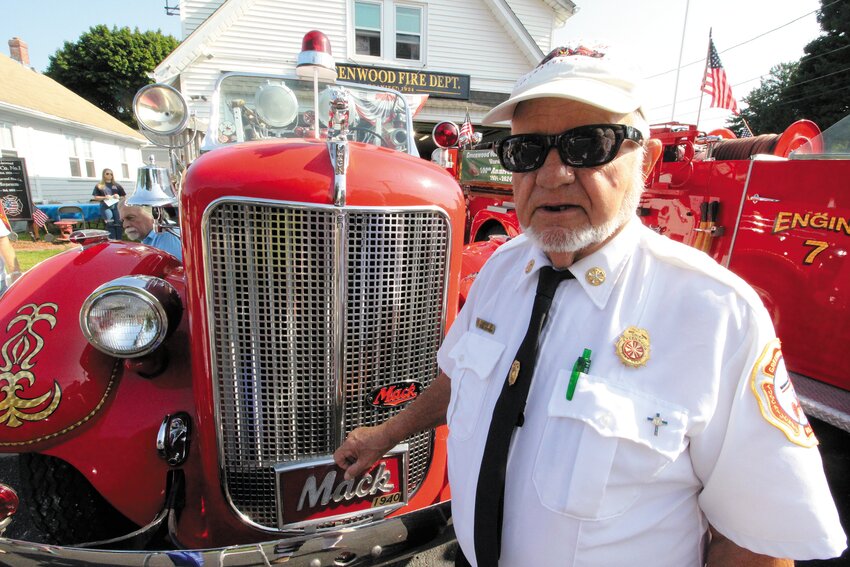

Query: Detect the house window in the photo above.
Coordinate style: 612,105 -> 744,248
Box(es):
67,135 -> 95,177
355,1 -> 382,57
120,147 -> 130,179
352,1 -> 424,62
0,123 -> 16,158
395,6 -> 421,60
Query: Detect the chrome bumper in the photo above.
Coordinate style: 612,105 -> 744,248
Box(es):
0,501 -> 453,566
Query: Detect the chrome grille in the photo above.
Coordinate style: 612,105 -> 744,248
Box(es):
205,200 -> 450,529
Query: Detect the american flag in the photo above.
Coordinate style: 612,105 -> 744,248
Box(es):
32,207 -> 49,228
459,111 -> 474,147
740,117 -> 755,138
701,37 -> 739,115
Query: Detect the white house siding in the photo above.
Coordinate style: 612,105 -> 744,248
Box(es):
181,0 -> 228,39
0,110 -> 142,203
171,0 -> 548,123
424,0 -> 535,94
177,0 -> 349,123
509,0 -> 558,54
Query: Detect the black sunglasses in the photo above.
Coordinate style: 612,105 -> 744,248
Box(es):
496,124 -> 643,172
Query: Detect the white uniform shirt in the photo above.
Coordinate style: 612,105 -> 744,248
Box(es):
437,219 -> 846,567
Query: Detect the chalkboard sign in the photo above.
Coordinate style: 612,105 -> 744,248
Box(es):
0,157 -> 33,222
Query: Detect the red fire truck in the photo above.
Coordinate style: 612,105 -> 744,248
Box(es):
0,32 -> 459,564
436,116 -> 850,433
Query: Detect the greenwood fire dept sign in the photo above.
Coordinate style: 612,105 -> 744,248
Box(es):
337,63 -> 470,99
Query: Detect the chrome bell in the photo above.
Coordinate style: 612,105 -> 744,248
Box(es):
128,156 -> 178,207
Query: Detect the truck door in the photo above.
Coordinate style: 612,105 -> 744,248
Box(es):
727,158 -> 850,391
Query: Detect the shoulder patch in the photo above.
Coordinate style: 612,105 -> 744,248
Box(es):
750,339 -> 817,448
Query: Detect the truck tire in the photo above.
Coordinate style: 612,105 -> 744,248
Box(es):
19,453 -> 138,545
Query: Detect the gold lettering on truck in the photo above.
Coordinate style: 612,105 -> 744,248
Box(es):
0,303 -> 62,427
773,211 -> 850,236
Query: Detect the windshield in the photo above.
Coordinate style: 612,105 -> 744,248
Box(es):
791,113 -> 850,159
203,73 -> 415,155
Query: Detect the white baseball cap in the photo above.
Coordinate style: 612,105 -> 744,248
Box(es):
482,44 -> 647,131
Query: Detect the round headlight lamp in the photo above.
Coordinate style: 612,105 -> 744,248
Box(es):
80,276 -> 182,358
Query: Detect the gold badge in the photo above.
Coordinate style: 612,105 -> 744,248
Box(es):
475,318 -> 496,334
585,267 -> 606,286
524,259 -> 535,274
508,360 -> 520,386
615,326 -> 650,368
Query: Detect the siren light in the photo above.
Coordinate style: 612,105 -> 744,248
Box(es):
433,122 -> 460,148
0,484 -> 18,521
296,30 -> 337,81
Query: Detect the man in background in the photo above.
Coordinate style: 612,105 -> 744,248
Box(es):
118,201 -> 182,261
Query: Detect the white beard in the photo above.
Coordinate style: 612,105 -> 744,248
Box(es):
522,165 -> 644,254
124,228 -> 141,241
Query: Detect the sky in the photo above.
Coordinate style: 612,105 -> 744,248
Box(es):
554,0 -> 823,131
3,0 -> 825,132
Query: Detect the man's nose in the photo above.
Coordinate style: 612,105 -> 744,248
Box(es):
535,146 -> 575,186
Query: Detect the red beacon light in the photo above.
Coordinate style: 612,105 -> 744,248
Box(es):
296,30 -> 337,81
432,122 -> 460,148
0,483 -> 18,530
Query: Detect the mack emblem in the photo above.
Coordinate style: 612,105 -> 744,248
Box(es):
297,461 -> 394,511
368,381 -> 422,408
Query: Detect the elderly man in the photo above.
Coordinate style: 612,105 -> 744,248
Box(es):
118,201 -> 182,261
334,45 -> 846,566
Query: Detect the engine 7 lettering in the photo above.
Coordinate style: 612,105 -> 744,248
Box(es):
773,211 -> 850,235
297,462 -> 395,511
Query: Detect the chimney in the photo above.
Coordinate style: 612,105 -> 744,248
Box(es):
8,37 -> 29,66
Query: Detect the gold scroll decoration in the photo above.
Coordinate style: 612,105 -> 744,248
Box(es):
0,303 -> 62,427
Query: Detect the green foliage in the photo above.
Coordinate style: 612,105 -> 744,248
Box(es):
727,62 -> 799,135
45,25 -> 178,127
727,0 -> 850,133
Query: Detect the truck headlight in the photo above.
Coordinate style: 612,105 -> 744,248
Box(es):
80,276 -> 182,357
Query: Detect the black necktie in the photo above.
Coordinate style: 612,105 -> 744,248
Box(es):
469,265 -> 574,567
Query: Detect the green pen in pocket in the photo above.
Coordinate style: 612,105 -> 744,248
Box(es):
567,348 -> 592,400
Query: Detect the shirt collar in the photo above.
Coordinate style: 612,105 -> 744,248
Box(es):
513,218 -> 639,309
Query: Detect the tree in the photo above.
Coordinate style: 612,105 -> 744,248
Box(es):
727,62 -> 799,135
785,0 -> 850,130
46,26 -> 179,127
726,0 -> 850,133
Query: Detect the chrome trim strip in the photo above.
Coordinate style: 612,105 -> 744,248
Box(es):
329,140 -> 349,207
0,500 -> 453,566
200,197 -> 453,533
725,159 -> 755,268
333,207 -> 347,448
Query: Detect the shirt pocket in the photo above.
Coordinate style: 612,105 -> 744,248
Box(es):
532,370 -> 688,521
445,331 -> 506,441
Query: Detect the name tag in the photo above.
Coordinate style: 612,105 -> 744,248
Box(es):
475,318 -> 496,334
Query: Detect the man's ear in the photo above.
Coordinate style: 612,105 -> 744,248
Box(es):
642,138 -> 663,178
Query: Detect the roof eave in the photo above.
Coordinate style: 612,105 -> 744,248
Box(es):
0,102 -> 147,145
485,0 -> 545,67
542,0 -> 578,26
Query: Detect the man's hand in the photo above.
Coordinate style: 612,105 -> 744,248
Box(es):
334,372 -> 452,480
333,424 -> 396,480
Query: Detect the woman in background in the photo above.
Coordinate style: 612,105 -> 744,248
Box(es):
92,168 -> 126,240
